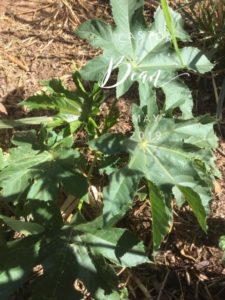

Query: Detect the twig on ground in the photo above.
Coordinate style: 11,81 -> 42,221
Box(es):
128,270 -> 154,300
157,270 -> 170,300
217,148 -> 225,157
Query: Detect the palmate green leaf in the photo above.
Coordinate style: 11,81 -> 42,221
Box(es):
91,115 -> 218,247
0,131 -> 88,204
126,116 -> 217,229
32,235 -> 117,300
0,213 -> 147,299
76,0 -> 213,119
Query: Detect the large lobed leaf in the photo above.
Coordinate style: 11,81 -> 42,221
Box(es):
127,115 -> 218,242
0,131 -> 88,205
76,0 -> 214,119
91,114 -> 218,249
0,217 -> 148,300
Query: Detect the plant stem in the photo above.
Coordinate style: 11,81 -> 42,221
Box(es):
161,0 -> 184,66
87,152 -> 98,182
88,95 -> 118,181
102,96 -> 118,134
88,117 -> 101,136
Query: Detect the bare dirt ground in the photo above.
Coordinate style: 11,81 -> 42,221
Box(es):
1,1 -> 225,299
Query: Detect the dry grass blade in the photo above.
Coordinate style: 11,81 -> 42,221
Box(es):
39,0 -> 97,30
58,0 -> 80,27
175,0 -> 225,48
4,53 -> 29,72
